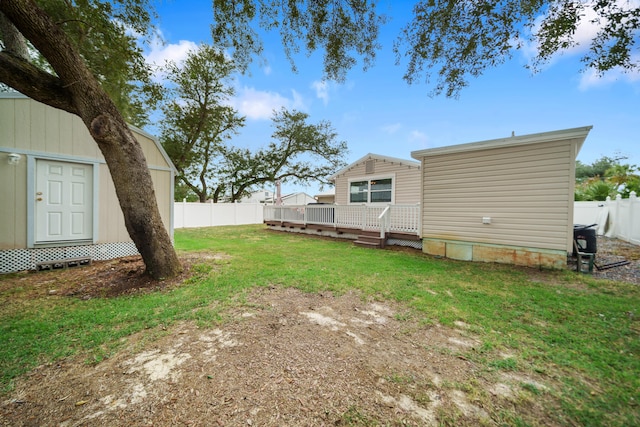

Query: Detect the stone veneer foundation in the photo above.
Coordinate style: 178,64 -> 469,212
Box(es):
422,238 -> 566,269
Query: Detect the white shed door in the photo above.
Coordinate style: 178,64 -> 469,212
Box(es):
36,159 -> 93,242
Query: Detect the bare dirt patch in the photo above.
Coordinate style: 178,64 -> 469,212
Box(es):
0,253 -> 232,301
1,280 -> 556,426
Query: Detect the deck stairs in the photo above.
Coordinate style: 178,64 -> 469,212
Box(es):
354,231 -> 386,249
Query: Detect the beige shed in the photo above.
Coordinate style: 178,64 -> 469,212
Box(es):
0,93 -> 176,273
411,126 -> 592,269
329,153 -> 421,205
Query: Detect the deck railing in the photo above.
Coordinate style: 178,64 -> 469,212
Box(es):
264,204 -> 421,235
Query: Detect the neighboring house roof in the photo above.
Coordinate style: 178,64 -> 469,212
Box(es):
314,189 -> 335,197
411,126 -> 593,159
240,189 -> 274,203
329,153 -> 420,181
282,191 -> 316,204
282,192 -> 315,201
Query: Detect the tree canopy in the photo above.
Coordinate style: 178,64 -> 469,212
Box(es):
224,108 -> 348,202
575,155 -> 639,200
394,0 -> 639,97
210,0 -> 385,82
160,44 -> 245,203
0,0 -> 157,125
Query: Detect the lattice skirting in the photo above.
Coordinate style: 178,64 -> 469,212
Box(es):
387,238 -> 423,250
0,242 -> 139,274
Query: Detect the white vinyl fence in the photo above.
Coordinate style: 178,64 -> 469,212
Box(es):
174,201 -> 263,229
574,192 -> 639,246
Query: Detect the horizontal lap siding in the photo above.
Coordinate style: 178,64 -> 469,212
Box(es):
421,141 -> 573,251
335,159 -> 420,205
395,167 -> 421,204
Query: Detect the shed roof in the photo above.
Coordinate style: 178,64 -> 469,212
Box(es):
329,153 -> 420,181
411,126 -> 592,160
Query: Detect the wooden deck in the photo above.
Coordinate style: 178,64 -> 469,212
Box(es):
264,211 -> 422,249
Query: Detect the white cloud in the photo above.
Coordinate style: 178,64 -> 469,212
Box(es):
579,61 -> 640,90
231,86 -> 308,120
408,130 -> 429,145
146,40 -> 197,66
311,80 -> 330,105
144,32 -> 197,82
381,123 -> 402,134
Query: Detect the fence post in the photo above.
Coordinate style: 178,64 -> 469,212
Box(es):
181,198 -> 186,229
629,191 -> 637,244
236,201 -> 240,225
614,194 -> 622,239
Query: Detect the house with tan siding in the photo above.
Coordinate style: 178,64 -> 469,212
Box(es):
411,126 -> 592,269
0,93 -> 176,273
329,153 -> 421,205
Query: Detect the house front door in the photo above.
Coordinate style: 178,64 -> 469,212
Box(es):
35,159 -> 93,243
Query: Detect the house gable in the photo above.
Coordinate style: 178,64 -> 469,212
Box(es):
331,153 -> 421,205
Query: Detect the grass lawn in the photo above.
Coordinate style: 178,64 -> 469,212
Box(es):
1,224 -> 638,426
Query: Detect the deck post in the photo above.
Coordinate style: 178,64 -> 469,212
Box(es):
378,205 -> 391,239
362,206 -> 367,231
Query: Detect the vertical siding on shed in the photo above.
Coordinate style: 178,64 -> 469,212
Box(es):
1,97 -> 174,250
97,167 -> 173,244
0,99 -> 15,147
3,98 -> 100,158
45,105 -> 61,153
420,141 -> 574,251
334,158 -> 420,205
0,158 -> 27,250
136,132 -> 171,169
98,165 -> 129,243
150,169 -> 173,232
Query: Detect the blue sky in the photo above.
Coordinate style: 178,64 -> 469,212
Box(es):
145,1 -> 639,196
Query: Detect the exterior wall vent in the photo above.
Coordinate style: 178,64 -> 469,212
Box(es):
365,159 -> 375,174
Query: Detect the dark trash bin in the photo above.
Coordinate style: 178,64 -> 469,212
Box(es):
573,224 -> 597,255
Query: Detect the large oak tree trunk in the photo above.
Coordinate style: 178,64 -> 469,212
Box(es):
0,1 -> 181,279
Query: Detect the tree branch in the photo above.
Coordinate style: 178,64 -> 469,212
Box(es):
0,0 -> 100,113
0,51 -> 76,113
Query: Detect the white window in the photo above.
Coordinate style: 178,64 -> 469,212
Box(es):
349,177 -> 393,203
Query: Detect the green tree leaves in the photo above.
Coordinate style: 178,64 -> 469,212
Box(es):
211,0 -> 385,82
575,156 -> 639,200
224,108 -> 348,202
394,0 -> 639,97
159,45 -> 245,203
159,46 -> 347,203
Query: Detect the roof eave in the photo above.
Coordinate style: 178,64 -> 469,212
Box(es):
411,126 -> 593,160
